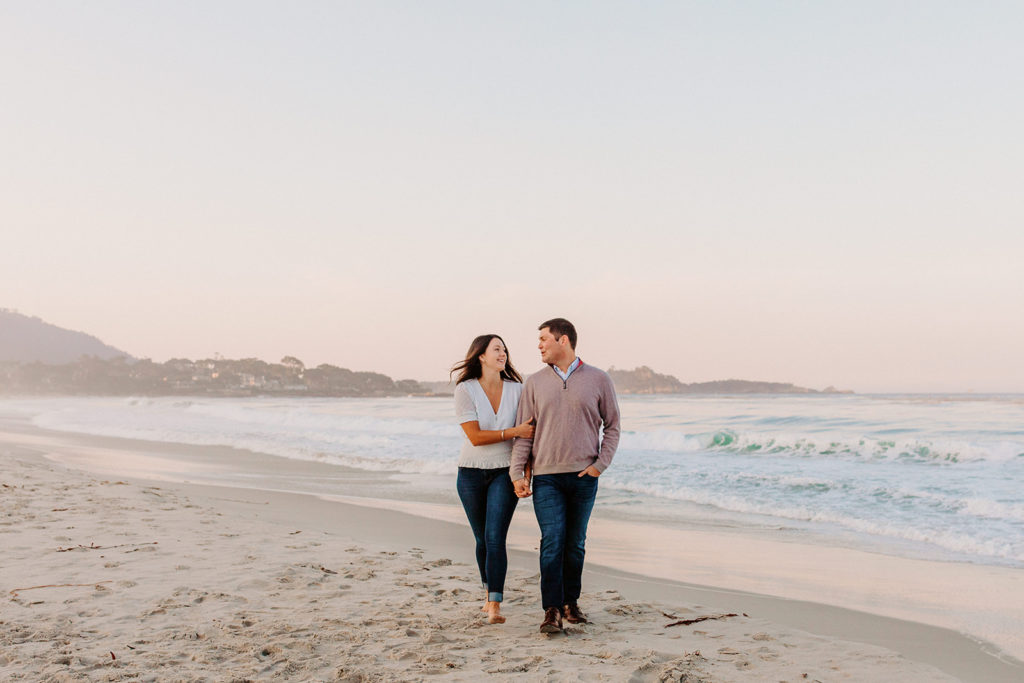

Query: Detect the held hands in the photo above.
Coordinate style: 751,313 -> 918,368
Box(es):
516,463 -> 595,497
514,461 -> 533,498
510,420 -> 536,498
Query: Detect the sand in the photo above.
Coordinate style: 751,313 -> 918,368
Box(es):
1,430 -> 1021,681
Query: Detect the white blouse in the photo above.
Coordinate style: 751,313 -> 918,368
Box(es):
454,379 -> 523,469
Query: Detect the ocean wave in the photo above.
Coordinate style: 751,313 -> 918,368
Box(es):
8,395 -> 1024,568
960,497 -> 1024,523
24,397 -> 460,478
602,477 -> 1024,562
29,412 -> 456,478
28,398 -> 460,443
181,401 -> 459,438
620,430 -> 703,453
22,397 -> 1024,465
624,427 -> 1023,464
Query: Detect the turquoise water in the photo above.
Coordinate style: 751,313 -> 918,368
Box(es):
4,393 -> 1022,568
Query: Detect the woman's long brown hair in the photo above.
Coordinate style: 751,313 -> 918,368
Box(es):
450,334 -> 524,385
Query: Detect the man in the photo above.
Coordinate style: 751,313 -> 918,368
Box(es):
511,317 -> 621,633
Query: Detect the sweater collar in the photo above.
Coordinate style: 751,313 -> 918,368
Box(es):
550,357 -> 582,381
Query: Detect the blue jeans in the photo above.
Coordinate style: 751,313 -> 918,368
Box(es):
456,467 -> 519,602
532,471 -> 599,610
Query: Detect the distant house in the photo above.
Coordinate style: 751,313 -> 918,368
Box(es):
237,373 -> 266,388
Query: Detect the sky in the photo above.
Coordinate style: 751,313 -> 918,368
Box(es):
2,1 -> 1022,392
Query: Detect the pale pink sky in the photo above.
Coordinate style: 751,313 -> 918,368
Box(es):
3,2 -> 1022,392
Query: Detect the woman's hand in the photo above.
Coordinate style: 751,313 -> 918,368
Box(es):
513,417 -> 536,439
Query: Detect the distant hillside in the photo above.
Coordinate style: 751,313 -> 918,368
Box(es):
0,354 -> 429,397
0,309 -> 130,364
418,380 -> 457,396
607,366 -> 687,393
0,310 -> 851,396
607,366 -> 851,395
427,366 -> 850,396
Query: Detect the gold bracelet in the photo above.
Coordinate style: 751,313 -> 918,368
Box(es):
501,429 -> 505,441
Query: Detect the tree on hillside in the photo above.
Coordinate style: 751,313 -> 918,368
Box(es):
281,356 -> 305,373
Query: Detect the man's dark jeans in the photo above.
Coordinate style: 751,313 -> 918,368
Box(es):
532,471 -> 599,610
456,467 -> 519,602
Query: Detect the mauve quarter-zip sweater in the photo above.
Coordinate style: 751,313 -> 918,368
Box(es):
510,361 -> 621,481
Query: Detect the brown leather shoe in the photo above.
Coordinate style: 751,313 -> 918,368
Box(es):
539,606 -> 563,633
563,603 -> 588,624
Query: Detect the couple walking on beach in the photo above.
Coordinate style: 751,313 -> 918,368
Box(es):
451,318 -> 621,633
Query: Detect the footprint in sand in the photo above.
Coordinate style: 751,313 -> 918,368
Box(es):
343,567 -> 375,580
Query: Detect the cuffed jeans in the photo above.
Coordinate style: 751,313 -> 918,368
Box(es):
532,471 -> 599,610
456,467 -> 519,602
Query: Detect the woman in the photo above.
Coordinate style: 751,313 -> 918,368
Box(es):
451,334 -> 534,624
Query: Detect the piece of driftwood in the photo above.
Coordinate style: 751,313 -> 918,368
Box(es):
665,613 -> 741,628
57,542 -> 158,553
10,581 -> 113,597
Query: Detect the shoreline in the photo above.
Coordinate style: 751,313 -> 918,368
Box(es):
0,447 -> 960,682
169,484 -> 1024,681
1,422 -> 1022,680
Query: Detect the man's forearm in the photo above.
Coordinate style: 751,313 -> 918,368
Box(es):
595,426 -> 619,472
595,385 -> 621,472
510,440 -> 532,481
511,382 -> 534,481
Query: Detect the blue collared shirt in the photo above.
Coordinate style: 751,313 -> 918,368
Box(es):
551,357 -> 582,382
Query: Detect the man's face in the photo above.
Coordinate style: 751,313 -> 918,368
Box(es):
538,328 -> 564,365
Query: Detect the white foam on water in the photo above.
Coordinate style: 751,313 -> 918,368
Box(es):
601,476 -> 1024,563
5,394 -> 1023,568
961,497 -> 1024,522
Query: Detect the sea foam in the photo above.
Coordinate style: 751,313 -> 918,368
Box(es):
5,393 -> 1023,568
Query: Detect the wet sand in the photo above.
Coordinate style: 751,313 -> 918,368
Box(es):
2,424 -> 1022,681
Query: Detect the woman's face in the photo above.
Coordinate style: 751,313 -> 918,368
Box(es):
479,337 -> 508,373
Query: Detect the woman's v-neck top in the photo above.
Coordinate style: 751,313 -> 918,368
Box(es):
453,378 -> 523,468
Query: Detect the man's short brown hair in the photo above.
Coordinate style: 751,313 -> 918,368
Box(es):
539,318 -> 577,350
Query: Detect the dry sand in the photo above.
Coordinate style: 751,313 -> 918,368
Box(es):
2,438 -> 1010,682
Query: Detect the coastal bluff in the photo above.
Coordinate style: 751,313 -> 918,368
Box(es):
0,309 -> 129,364
607,366 -> 852,395
427,367 -> 852,396
0,310 -> 851,397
